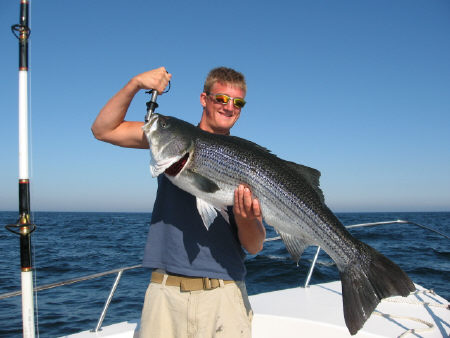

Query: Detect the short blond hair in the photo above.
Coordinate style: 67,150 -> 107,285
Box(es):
203,67 -> 247,94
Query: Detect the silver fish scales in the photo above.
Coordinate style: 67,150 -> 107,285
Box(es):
143,113 -> 415,335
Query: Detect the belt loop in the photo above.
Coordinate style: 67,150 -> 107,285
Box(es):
162,273 -> 168,287
219,279 -> 225,288
203,277 -> 212,290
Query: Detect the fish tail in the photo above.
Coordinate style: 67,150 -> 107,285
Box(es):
339,244 -> 415,335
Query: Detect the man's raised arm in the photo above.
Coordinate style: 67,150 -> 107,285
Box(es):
91,67 -> 171,149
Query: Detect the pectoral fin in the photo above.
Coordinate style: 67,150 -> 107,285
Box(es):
188,170 -> 220,193
196,198 -> 218,230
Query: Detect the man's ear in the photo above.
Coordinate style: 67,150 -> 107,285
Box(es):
200,92 -> 207,107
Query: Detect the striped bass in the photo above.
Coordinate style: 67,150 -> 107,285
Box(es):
143,113 -> 415,335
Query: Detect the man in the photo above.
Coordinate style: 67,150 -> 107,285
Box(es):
91,66 -> 266,337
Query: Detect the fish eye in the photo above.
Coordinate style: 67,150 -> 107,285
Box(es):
159,119 -> 170,129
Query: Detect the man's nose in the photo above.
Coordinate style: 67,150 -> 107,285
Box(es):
224,99 -> 234,111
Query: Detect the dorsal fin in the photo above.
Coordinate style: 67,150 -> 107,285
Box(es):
284,160 -> 325,203
226,135 -> 272,154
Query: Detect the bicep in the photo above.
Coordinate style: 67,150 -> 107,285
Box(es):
94,121 -> 149,149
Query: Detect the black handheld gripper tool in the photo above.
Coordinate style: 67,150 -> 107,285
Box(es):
145,89 -> 159,123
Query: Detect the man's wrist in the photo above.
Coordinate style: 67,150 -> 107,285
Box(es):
127,77 -> 143,94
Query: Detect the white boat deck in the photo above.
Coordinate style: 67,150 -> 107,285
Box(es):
64,281 -> 450,338
250,281 -> 449,337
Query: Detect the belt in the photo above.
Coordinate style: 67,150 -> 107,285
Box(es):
151,271 -> 235,292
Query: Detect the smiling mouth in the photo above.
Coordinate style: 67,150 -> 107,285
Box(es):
218,111 -> 234,118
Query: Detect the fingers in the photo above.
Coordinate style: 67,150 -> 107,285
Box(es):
234,187 -> 241,216
252,197 -> 262,218
234,185 -> 260,219
156,67 -> 172,94
236,185 -> 248,218
134,67 -> 172,93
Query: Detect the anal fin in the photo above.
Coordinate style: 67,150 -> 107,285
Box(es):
278,231 -> 311,264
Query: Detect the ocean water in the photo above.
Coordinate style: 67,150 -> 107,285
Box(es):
0,211 -> 448,337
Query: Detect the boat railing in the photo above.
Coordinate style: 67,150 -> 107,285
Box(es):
265,219 -> 448,288
0,264 -> 142,332
1,219 -> 447,333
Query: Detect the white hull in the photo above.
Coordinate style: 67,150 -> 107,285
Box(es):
64,281 -> 449,338
251,281 -> 449,337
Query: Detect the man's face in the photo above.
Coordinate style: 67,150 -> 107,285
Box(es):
200,82 -> 246,134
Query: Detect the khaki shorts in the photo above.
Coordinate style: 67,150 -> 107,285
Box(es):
139,273 -> 253,338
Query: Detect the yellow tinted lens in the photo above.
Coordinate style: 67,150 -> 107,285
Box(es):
234,98 -> 246,108
214,94 -> 229,104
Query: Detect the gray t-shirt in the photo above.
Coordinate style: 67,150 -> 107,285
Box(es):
142,175 -> 246,281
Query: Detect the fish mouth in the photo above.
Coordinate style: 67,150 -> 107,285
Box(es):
150,153 -> 184,177
148,112 -> 159,126
144,114 -> 192,177
164,152 -> 190,176
142,113 -> 160,136
150,147 -> 192,178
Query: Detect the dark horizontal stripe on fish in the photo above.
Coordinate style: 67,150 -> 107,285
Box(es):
165,153 -> 189,176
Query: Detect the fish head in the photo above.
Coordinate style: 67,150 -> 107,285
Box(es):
142,113 -> 195,177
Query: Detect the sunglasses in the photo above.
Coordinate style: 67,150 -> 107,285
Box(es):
207,93 -> 246,109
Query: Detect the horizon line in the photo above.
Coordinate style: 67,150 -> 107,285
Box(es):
1,209 -> 449,214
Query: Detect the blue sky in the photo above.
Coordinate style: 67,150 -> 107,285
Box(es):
1,0 -> 449,212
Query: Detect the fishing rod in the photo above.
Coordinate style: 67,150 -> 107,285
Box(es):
6,1 -> 36,337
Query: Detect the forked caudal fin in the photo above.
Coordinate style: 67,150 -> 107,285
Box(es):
340,244 -> 415,335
